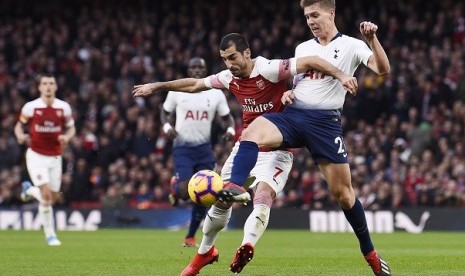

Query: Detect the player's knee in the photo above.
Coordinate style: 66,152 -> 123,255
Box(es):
253,188 -> 275,208
40,185 -> 53,202
333,190 -> 355,209
241,127 -> 261,143
177,181 -> 190,200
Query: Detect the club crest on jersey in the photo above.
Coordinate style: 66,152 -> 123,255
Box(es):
35,110 -> 43,116
256,79 -> 265,90
334,49 -> 340,59
56,110 -> 63,117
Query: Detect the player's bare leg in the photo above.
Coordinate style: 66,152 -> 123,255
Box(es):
320,163 -> 391,275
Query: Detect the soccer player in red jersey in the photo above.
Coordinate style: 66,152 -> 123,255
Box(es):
15,73 -> 76,246
133,33 -> 357,275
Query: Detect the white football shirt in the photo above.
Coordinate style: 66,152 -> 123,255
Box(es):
292,34 -> 372,109
163,89 -> 230,147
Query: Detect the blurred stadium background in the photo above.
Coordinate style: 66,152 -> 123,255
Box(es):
1,0 -> 465,265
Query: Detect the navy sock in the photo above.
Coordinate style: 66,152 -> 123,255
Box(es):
187,204 -> 207,238
230,141 -> 259,186
342,198 -> 374,255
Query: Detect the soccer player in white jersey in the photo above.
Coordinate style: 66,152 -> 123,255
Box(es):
15,73 -> 76,246
220,1 -> 392,275
163,57 -> 236,248
133,33 -> 357,275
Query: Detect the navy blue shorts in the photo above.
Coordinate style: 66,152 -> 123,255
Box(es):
263,107 -> 348,164
172,143 -> 215,182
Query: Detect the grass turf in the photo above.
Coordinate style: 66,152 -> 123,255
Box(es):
1,230 -> 464,275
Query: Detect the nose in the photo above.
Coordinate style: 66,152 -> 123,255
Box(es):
224,60 -> 233,69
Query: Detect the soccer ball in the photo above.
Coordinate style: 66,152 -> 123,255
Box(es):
188,170 -> 224,206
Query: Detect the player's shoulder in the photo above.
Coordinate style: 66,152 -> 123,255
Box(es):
24,98 -> 44,108
296,38 -> 318,50
253,56 -> 280,72
336,34 -> 365,46
53,98 -> 71,107
208,88 -> 225,95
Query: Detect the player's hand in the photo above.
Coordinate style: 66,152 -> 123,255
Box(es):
360,21 -> 378,40
163,124 -> 177,139
281,90 -> 295,105
58,134 -> 70,148
132,83 -> 159,97
17,133 -> 30,145
340,76 -> 358,95
166,128 -> 177,139
223,132 -> 234,141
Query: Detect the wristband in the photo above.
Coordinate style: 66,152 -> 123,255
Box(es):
226,127 -> 236,136
163,123 -> 173,133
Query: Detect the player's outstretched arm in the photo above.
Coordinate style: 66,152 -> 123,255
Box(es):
360,21 -> 390,75
295,56 -> 358,95
132,78 -> 208,97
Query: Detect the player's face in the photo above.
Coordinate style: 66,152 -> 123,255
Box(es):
303,4 -> 335,38
187,60 -> 207,78
220,45 -> 250,78
38,77 -> 58,98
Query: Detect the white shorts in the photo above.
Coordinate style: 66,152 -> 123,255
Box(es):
25,148 -> 62,192
221,142 -> 293,194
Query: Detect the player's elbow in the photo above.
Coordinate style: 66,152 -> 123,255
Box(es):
378,64 -> 390,75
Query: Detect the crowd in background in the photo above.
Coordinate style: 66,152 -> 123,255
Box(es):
1,0 -> 465,209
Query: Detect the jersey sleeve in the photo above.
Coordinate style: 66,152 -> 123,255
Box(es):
258,57 -> 297,83
215,89 -> 230,117
162,91 -> 177,112
19,102 -> 33,124
204,70 -> 231,90
353,39 -> 373,67
63,103 -> 75,127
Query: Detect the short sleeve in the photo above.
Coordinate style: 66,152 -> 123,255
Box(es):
163,92 -> 177,113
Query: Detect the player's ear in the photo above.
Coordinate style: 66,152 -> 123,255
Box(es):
330,8 -> 335,20
244,48 -> 251,59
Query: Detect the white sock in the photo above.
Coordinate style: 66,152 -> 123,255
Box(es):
198,205 -> 232,254
242,204 -> 270,246
39,204 -> 56,238
27,186 -> 43,202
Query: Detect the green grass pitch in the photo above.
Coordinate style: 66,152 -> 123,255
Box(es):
1,229 -> 464,275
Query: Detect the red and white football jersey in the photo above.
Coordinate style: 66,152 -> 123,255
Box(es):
204,56 -> 297,130
19,98 -> 74,155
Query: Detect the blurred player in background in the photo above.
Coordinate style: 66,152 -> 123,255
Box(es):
162,57 -> 236,247
134,33 -> 357,275
15,73 -> 76,246
220,0 -> 392,275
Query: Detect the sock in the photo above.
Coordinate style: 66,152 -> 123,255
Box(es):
230,141 -> 259,186
27,186 -> 43,202
186,203 -> 208,238
342,198 -> 374,255
39,204 -> 56,238
242,204 -> 270,246
198,205 -> 232,254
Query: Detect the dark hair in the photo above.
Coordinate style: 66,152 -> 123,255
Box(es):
36,73 -> 55,84
219,33 -> 250,52
300,0 -> 335,10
